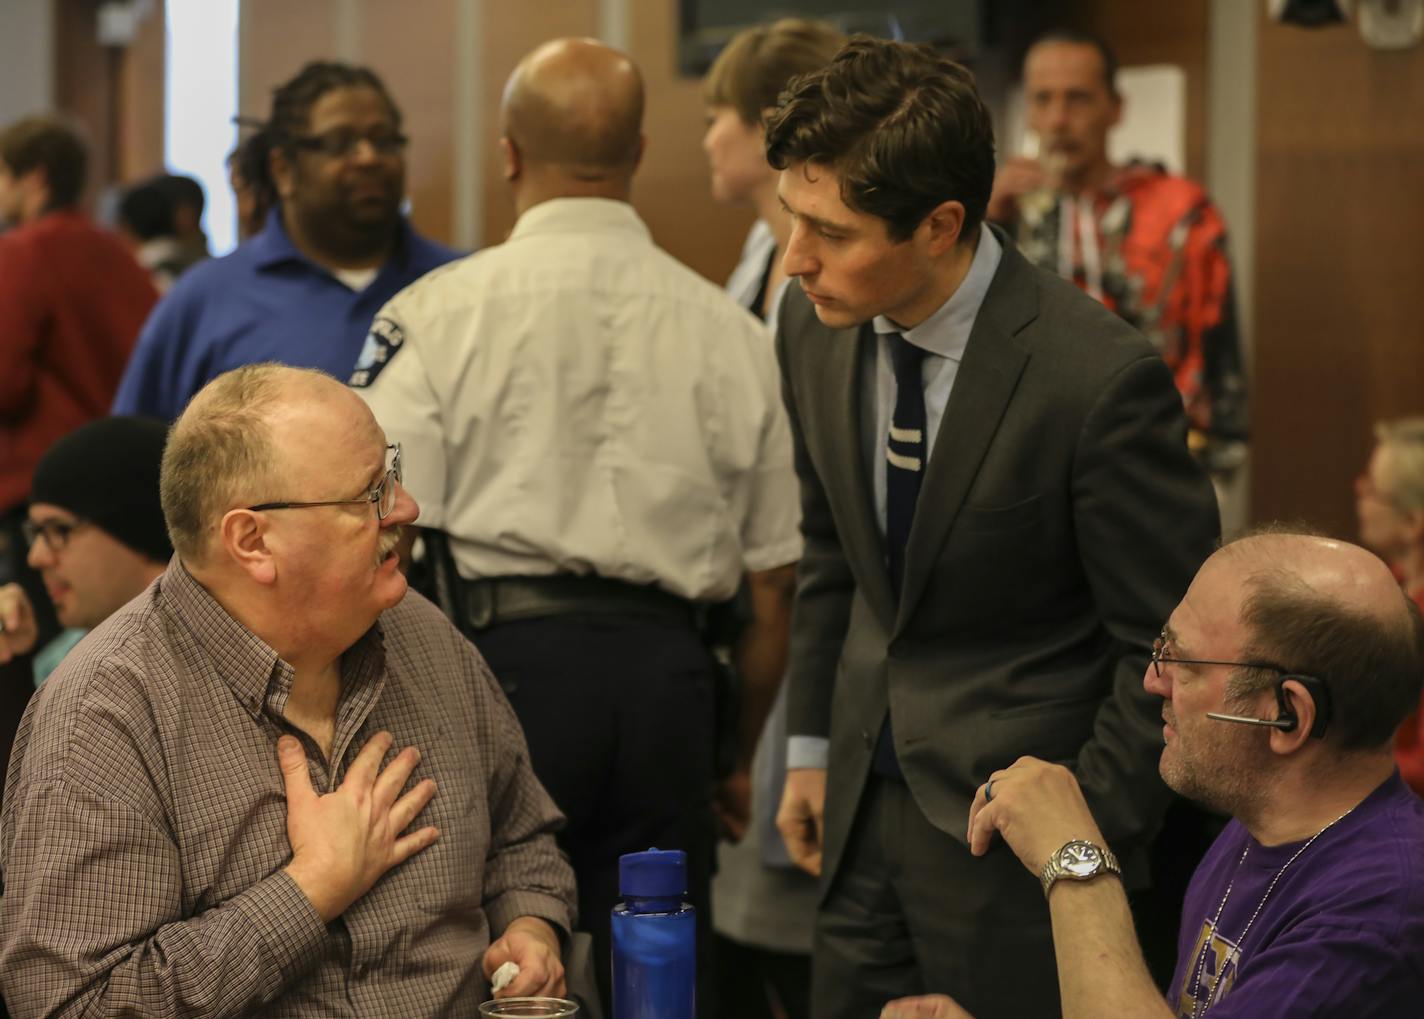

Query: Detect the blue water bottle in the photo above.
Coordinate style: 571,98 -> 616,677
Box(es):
611,847 -> 696,1019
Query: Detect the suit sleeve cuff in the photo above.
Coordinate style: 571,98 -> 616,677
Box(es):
787,736 -> 829,770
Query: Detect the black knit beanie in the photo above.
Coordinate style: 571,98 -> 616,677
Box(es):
30,416 -> 173,564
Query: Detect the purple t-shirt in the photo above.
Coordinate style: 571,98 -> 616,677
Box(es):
1169,772 -> 1424,1017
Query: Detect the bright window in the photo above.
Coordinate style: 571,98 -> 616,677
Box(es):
163,0 -> 240,254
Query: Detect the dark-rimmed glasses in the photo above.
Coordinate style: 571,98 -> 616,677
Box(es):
21,518 -> 86,552
247,443 -> 402,521
1149,628 -> 1288,679
290,129 -> 408,160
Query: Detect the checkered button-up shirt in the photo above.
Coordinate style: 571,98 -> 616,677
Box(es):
0,560 -> 575,1016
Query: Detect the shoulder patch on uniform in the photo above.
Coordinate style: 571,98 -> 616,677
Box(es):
349,316 -> 405,388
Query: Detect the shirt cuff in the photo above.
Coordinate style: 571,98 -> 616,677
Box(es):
234,870 -> 330,988
743,537 -> 804,574
786,736 -> 829,770
486,890 -> 576,943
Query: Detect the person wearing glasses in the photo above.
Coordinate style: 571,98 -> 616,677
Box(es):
0,415 -> 171,687
112,61 -> 459,421
883,530 -> 1424,1019
0,364 -> 578,1016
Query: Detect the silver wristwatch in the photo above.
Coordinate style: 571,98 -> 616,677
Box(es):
1039,839 -> 1121,898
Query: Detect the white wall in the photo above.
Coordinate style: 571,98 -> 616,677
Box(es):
166,0 -> 240,254
0,0 -> 55,125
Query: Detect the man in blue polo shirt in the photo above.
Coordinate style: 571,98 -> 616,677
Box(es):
113,61 -> 459,420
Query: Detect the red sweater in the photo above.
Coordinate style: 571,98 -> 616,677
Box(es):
0,211 -> 157,512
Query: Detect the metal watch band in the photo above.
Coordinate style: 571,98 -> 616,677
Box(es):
1039,839 -> 1122,898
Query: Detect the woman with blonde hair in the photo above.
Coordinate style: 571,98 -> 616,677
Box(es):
702,18 -> 846,324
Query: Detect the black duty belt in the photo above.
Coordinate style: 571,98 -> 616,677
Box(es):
458,574 -> 693,632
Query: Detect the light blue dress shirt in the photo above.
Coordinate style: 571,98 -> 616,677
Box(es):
788,224 -> 1004,771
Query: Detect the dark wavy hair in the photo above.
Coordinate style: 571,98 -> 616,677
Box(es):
764,36 -> 995,242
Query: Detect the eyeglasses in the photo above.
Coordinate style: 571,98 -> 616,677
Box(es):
1149,629 -> 1288,679
21,517 -> 85,552
289,128 -> 408,159
247,443 -> 403,521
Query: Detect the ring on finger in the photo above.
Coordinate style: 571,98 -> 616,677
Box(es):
985,778 -> 995,802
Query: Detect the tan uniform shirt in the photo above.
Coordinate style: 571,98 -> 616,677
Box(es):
0,560 -> 575,1016
351,197 -> 803,600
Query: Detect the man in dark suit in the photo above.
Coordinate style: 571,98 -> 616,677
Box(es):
766,38 -> 1221,1018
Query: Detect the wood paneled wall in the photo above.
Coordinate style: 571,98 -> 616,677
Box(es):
53,0 -> 116,208
1074,1 -> 1210,184
116,6 -> 165,184
628,0 -> 753,284
239,0 -> 342,120
50,0 -> 165,204
361,1 -> 459,246
480,1 -> 600,247
1250,12 -> 1424,533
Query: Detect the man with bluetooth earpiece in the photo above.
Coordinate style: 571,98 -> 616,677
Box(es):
883,528 -> 1424,1019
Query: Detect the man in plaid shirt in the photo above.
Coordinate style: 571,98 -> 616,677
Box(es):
0,364 -> 576,1017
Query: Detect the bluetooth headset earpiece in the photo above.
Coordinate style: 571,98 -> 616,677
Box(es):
1206,674 -> 1333,739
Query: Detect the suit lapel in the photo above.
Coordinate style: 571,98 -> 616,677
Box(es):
806,321 -> 897,627
895,239 -> 1039,630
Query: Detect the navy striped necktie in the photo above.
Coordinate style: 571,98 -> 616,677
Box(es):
875,333 -> 927,779
886,333 -> 928,592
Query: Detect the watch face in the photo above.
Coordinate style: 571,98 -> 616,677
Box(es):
1062,842 -> 1104,877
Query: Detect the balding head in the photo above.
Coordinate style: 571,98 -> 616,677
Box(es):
161,364 -> 367,563
1223,532 -> 1406,618
501,38 -> 644,192
1214,531 -> 1424,752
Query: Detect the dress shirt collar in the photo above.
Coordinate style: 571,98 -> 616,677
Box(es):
160,556 -> 386,720
508,197 -> 652,244
249,205 -> 418,275
872,223 -> 1002,361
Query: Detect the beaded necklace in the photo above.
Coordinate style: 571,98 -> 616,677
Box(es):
1188,806 -> 1355,1018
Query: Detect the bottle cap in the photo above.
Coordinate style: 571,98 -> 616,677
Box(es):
619,848 -> 687,897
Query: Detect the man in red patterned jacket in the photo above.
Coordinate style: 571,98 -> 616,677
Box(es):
988,30 -> 1248,476
0,115 -> 157,621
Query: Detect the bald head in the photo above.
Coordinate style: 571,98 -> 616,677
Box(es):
1214,531 -> 1424,752
501,38 -> 644,183
1222,533 -> 1408,628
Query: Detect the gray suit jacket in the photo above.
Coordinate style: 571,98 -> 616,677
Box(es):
775,231 -> 1220,890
